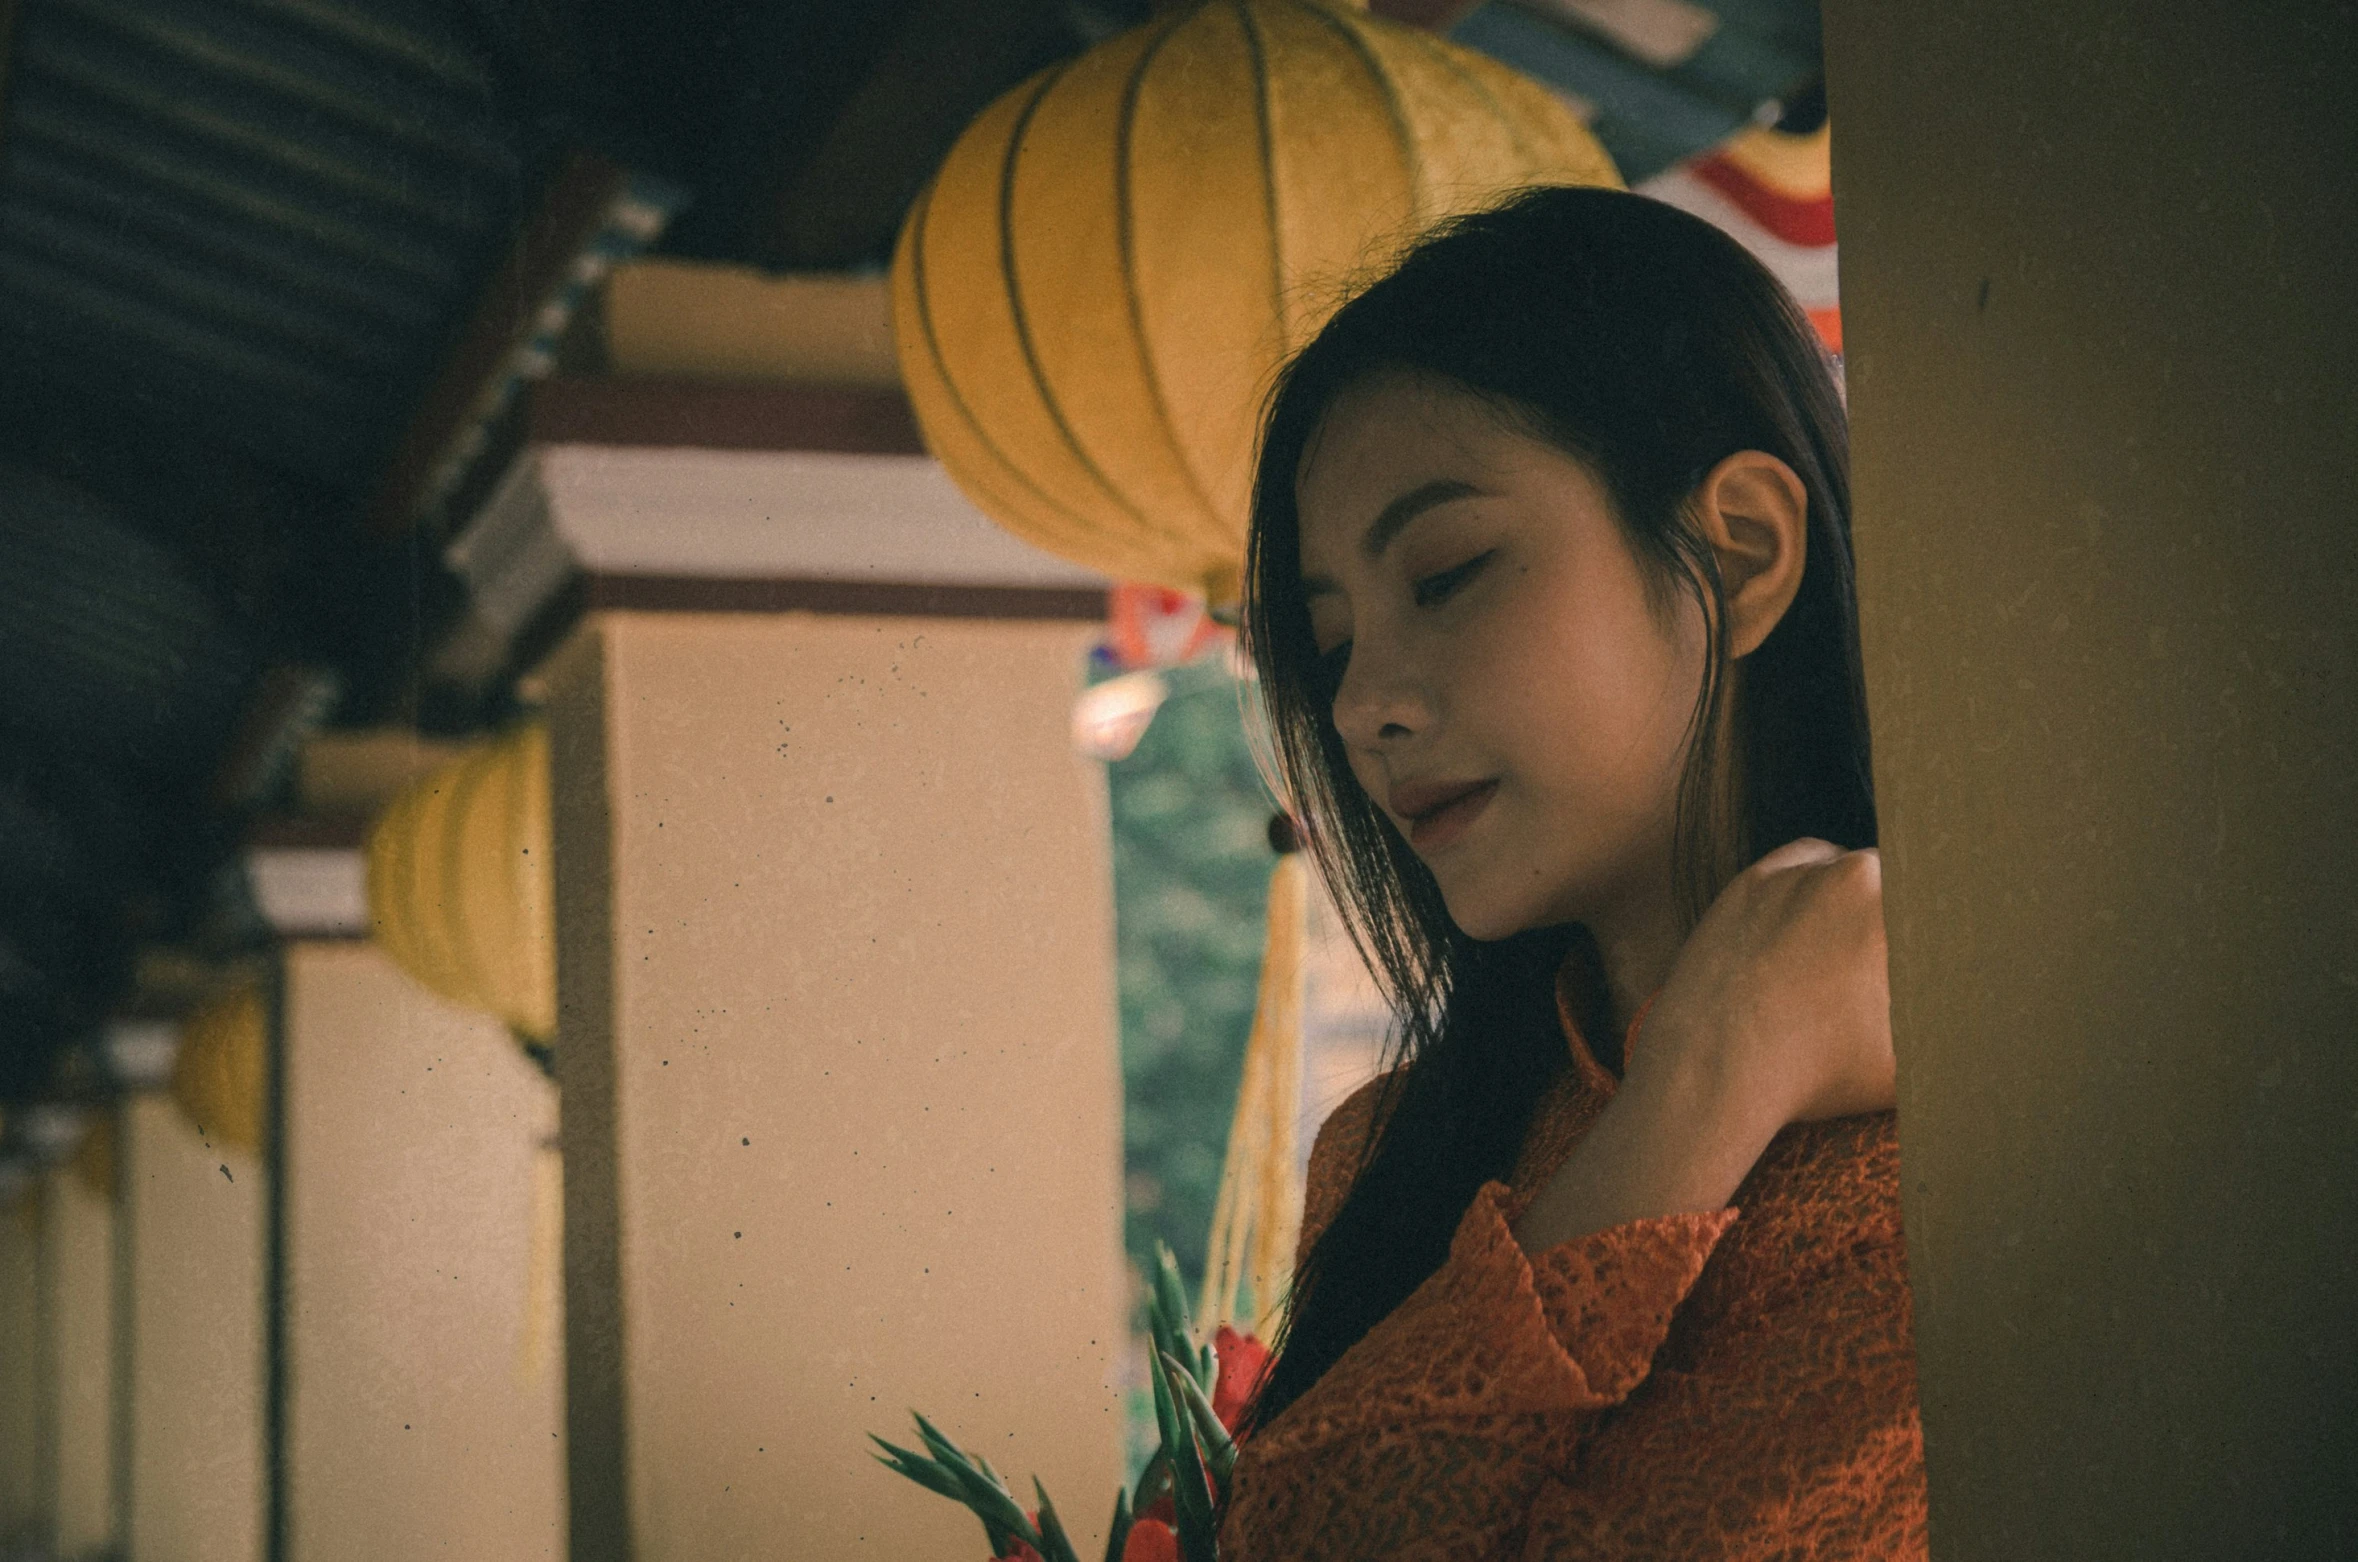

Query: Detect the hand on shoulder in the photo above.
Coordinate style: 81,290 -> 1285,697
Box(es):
1634,838 -> 1896,1143
1512,840 -> 1893,1255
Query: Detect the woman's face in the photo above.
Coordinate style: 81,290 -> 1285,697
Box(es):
1296,371 -> 1706,941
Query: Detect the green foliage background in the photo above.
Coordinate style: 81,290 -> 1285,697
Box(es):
1101,654 -> 1279,1307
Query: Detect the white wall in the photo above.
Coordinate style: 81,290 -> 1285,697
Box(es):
123,1093 -> 264,1562
45,1161 -> 115,1560
549,611 -> 1128,1559
280,941 -> 563,1562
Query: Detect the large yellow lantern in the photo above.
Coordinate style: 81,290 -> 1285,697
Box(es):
892,0 -> 1620,605
365,722 -> 555,1043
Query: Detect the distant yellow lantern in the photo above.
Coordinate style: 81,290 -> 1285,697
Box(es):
365,722 -> 555,1043
892,0 -> 1620,606
174,982 -> 267,1153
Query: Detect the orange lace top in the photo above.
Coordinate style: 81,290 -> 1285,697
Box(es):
1219,988 -> 1927,1560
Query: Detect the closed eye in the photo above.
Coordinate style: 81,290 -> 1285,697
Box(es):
1413,550 -> 1494,607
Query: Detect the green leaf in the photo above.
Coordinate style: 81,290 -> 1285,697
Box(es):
910,1413 -> 1041,1555
872,1428 -> 1011,1555
1158,1348 -> 1239,1500
1033,1477 -> 1084,1562
976,1453 -> 1011,1496
1151,1243 -> 1195,1356
868,1433 -> 968,1504
1146,1340 -> 1185,1464
1129,1444 -> 1171,1518
1102,1486 -> 1134,1562
1148,1341 -> 1219,1562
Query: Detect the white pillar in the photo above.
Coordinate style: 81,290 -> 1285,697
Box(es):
0,1181 -> 41,1551
43,1158 -> 116,1560
279,941 -> 563,1561
547,610 -> 1128,1560
122,1092 -> 264,1562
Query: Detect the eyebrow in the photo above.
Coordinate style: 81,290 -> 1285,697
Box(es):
1364,478 -> 1486,559
1302,478 -> 1487,597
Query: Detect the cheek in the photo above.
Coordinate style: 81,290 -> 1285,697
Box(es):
1500,577 -> 1700,805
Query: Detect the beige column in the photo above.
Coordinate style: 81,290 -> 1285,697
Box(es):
42,1154 -> 116,1560
1825,4 -> 2357,1556
547,610 -> 1127,1560
122,1092 -> 264,1562
0,1181 -> 40,1550
279,941 -> 563,1561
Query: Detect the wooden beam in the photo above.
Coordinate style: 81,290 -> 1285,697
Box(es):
581,573 -> 1103,621
366,154 -> 629,535
526,376 -> 925,455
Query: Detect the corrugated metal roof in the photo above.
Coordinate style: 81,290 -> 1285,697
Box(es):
0,0 -> 538,485
0,0 -> 554,1087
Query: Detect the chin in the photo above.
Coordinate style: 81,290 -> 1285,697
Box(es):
1433,868 -> 1558,943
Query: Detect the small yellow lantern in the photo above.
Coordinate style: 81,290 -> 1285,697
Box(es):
892,0 -> 1620,605
365,722 -> 555,1043
174,982 -> 267,1153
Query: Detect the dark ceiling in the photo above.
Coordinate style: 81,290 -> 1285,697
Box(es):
0,0 -> 1819,1105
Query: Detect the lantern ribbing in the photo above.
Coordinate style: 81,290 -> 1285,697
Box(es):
892,0 -> 1620,606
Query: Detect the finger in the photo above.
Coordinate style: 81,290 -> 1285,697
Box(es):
1752,837 -> 1844,875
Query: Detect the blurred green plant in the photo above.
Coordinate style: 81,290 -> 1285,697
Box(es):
1101,655 -> 1276,1310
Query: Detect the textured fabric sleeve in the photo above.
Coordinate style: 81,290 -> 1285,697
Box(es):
1516,1115 -> 1928,1561
1222,1181 -> 1735,1561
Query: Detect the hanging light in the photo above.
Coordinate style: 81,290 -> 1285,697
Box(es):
365,722 -> 555,1044
174,982 -> 266,1153
893,0 -> 1620,607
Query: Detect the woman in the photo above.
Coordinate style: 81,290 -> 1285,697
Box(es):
1218,187 -> 1924,1557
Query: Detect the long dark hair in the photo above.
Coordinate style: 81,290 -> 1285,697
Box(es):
1236,186 -> 1874,1435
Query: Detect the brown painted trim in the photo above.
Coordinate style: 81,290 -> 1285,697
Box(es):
526,376 -> 927,455
368,153 -> 629,534
582,573 -> 1105,621
210,666 -> 341,811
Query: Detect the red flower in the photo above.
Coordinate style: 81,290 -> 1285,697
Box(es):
1121,1517 -> 1180,1562
1211,1326 -> 1271,1431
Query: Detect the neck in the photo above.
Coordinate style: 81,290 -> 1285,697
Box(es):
1591,667 -> 1748,1038
1586,869 -> 1687,1043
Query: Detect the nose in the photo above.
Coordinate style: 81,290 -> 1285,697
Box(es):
1329,632 -> 1429,751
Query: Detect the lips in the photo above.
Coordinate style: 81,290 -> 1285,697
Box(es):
1388,777 -> 1500,852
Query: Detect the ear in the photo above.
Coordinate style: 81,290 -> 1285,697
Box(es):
1694,451 -> 1807,659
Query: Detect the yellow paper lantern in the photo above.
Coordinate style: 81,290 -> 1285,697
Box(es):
365,721 -> 556,1042
174,983 -> 267,1153
892,0 -> 1620,605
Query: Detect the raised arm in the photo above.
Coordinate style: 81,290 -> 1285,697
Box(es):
1513,838 -> 1895,1254
1224,841 -> 1896,1560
